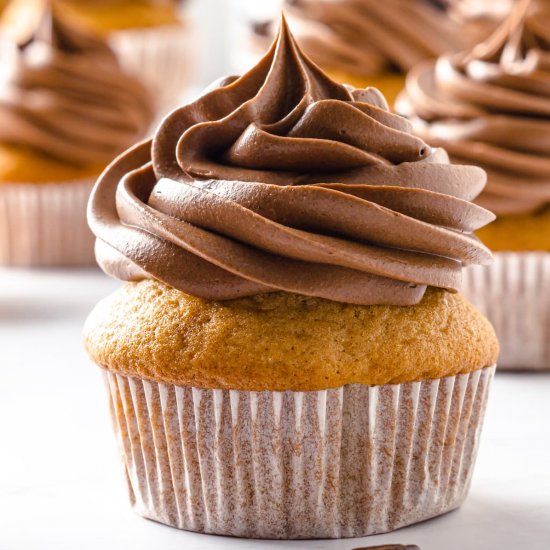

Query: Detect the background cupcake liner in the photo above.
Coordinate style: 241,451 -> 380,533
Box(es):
103,365 -> 495,539
462,253 -> 550,370
110,23 -> 196,116
0,179 -> 96,267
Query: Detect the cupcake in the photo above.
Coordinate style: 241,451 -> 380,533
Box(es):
0,6 -> 154,266
84,18 -> 499,539
243,0 -> 503,105
53,0 -> 194,113
396,0 -> 550,369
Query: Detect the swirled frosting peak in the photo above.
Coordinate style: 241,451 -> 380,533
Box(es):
89,17 -> 494,306
397,0 -> 550,216
0,5 -> 154,165
251,0 -> 497,78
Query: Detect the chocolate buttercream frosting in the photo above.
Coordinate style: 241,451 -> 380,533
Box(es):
397,0 -> 550,216
251,0 -> 496,78
0,5 -> 154,165
89,17 -> 493,306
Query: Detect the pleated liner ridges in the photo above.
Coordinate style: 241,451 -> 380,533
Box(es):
0,180 -> 95,266
462,252 -> 550,370
104,366 -> 495,539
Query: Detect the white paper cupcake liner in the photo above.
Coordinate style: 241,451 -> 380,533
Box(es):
462,252 -> 550,370
0,179 -> 96,267
110,23 -> 195,116
103,366 -> 495,539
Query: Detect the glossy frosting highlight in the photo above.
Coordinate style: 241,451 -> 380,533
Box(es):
0,6 -> 154,166
89,18 -> 493,306
397,0 -> 550,215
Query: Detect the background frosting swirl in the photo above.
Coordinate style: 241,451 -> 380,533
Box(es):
397,0 -> 550,215
0,7 -> 154,166
251,0 -> 497,78
89,18 -> 493,306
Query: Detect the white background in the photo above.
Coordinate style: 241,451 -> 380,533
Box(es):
1,1 -> 550,548
1,269 -> 549,550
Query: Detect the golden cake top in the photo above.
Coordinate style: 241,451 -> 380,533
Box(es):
84,280 -> 499,391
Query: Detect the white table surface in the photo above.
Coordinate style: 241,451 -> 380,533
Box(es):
1,269 -> 549,550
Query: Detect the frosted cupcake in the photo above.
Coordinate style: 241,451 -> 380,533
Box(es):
245,0 -> 503,105
0,7 -> 154,266
84,19 -> 498,539
397,0 -> 550,368
53,0 -> 194,113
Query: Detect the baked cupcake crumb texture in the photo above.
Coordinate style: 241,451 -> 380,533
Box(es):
85,279 -> 499,391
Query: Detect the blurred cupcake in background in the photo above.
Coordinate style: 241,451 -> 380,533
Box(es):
449,0 -> 515,22
53,0 -> 195,112
239,0 -> 508,105
0,3 -> 154,266
396,0 -> 550,369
